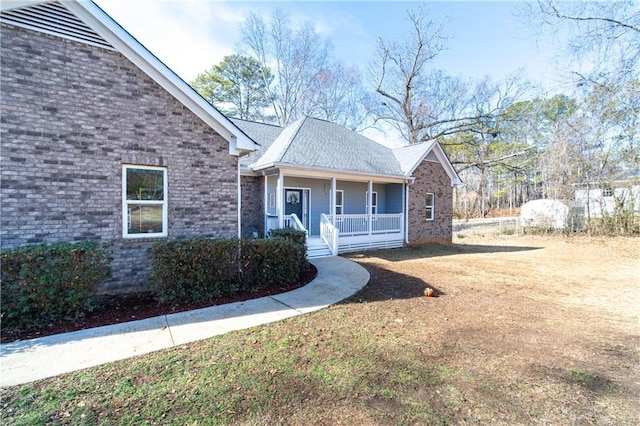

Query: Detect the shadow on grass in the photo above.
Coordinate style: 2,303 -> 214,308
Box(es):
341,262 -> 445,304
345,242 -> 541,263
341,242 -> 540,304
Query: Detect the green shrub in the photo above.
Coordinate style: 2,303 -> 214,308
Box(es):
150,235 -> 309,304
1,242 -> 111,332
268,228 -> 307,248
267,228 -> 308,271
240,238 -> 305,291
150,238 -> 241,303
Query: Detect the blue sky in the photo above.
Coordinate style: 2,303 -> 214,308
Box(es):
95,0 -> 561,91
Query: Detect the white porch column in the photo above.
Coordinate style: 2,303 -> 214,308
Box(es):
405,183 -> 410,243
237,160 -> 242,239
330,177 -> 336,219
277,172 -> 284,228
368,180 -> 373,236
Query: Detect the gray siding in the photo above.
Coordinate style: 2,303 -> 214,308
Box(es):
385,184 -> 404,214
337,181 -> 367,214
266,175 -> 277,215
373,183 -> 386,214
284,177 -> 330,235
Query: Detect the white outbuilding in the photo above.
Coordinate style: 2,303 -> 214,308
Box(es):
520,199 -> 569,229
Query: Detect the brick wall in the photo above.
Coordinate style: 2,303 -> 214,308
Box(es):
407,160 -> 453,244
1,24 -> 239,292
240,175 -> 264,238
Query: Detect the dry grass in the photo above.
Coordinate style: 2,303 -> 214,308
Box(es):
1,234 -> 638,425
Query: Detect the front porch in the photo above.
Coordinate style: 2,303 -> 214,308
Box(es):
261,171 -> 409,258
267,212 -> 405,257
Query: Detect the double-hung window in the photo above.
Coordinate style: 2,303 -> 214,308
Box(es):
123,165 -> 168,238
425,193 -> 435,221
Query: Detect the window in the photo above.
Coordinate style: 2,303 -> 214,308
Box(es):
123,165 -> 167,238
366,191 -> 378,214
602,186 -> 613,197
335,190 -> 344,215
425,193 -> 435,220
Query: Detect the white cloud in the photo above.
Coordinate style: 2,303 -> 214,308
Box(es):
96,0 -> 242,81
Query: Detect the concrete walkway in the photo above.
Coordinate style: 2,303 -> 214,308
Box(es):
0,256 -> 369,387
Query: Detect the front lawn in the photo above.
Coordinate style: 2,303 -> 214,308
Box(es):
2,235 -> 638,425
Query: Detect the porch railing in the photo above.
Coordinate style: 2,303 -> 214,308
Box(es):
331,214 -> 402,237
320,213 -> 338,255
286,213 -> 307,235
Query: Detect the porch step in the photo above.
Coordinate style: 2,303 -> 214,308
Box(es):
306,237 -> 333,259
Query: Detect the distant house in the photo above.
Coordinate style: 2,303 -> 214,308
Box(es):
574,175 -> 640,219
1,0 -> 460,293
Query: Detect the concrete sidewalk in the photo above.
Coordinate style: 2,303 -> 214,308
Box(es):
0,256 -> 369,387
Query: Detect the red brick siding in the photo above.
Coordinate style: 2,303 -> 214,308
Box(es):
407,160 -> 453,244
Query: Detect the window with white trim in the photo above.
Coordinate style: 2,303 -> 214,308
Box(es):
335,190 -> 344,215
366,191 -> 378,214
425,193 -> 435,220
123,165 -> 168,238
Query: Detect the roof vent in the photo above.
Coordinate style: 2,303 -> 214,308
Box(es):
1,1 -> 114,50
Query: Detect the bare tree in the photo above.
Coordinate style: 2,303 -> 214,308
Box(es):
240,10 -> 372,128
372,7 -> 450,143
526,0 -> 639,87
305,63 -> 371,131
372,7 -> 528,145
240,10 -> 325,125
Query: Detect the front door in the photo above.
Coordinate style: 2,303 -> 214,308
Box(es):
284,188 -> 309,230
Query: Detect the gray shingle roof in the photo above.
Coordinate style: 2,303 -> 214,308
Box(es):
232,116 -> 458,182
280,117 -> 403,176
392,142 -> 436,174
235,117 -> 407,176
230,118 -> 283,166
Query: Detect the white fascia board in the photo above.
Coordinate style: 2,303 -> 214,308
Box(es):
67,1 -> 257,156
431,143 -> 462,185
240,166 -> 258,177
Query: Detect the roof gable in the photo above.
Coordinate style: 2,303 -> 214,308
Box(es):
393,142 -> 436,175
393,142 -> 462,185
281,118 -> 403,176
252,117 -> 306,169
1,0 -> 257,156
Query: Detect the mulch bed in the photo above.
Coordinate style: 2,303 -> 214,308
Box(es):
1,264 -> 317,344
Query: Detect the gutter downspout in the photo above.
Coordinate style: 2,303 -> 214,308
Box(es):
237,158 -> 242,239
264,176 -> 269,237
